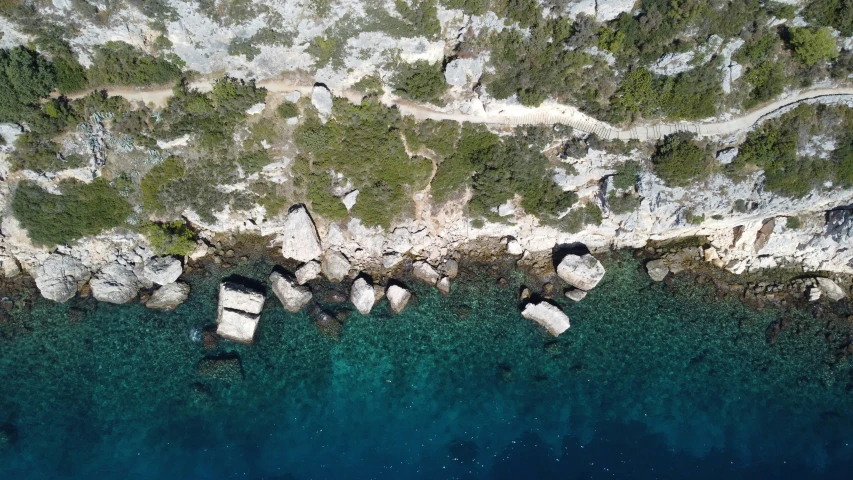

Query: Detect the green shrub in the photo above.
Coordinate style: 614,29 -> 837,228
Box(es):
562,202 -> 602,233
0,46 -> 57,122
88,41 -> 183,86
787,27 -> 838,67
352,75 -> 384,96
804,0 -> 853,36
786,216 -> 802,229
276,101 -> 299,118
238,149 -> 271,175
612,161 -> 641,190
12,179 -> 131,246
733,199 -> 748,213
144,220 -> 196,256
652,133 -> 710,187
141,156 -> 186,214
403,117 -> 460,158
394,0 -> 441,38
393,60 -> 447,104
607,191 -> 640,214
439,0 -> 488,15
9,133 -> 84,172
227,37 -> 261,61
33,35 -> 88,93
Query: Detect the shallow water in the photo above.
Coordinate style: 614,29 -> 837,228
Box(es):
1,253 -> 852,479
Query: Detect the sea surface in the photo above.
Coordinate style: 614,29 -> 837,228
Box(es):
1,253 -> 852,479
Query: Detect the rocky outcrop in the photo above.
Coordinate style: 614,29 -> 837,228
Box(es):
521,302 -> 571,336
216,282 -> 264,344
34,254 -> 91,303
386,285 -> 411,314
350,277 -> 375,314
295,260 -> 321,285
270,271 -> 312,312
595,0 -> 636,22
281,206 -> 323,263
816,277 -> 846,301
146,282 -> 190,309
312,84 -> 333,123
90,263 -> 140,304
413,261 -> 440,285
322,251 -> 351,282
557,253 -> 606,291
646,259 -> 669,282
142,256 -> 182,286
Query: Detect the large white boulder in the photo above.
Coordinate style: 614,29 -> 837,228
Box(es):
646,259 -> 669,282
217,282 -> 265,344
146,282 -> 190,309
557,253 -> 606,291
386,285 -> 411,314
90,263 -> 141,304
34,254 -> 91,303
437,276 -> 451,295
312,84 -> 333,123
350,277 -> 375,315
322,251 -> 351,282
270,271 -> 313,312
413,261 -> 440,285
281,206 -> 323,263
142,256 -> 182,286
295,260 -> 321,285
816,278 -> 846,301
521,302 -> 571,336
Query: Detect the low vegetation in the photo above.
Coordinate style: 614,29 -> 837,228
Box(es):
393,60 -> 447,105
87,41 -> 183,87
651,133 -> 710,187
143,220 -> 197,257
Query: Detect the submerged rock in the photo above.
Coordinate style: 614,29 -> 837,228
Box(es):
35,254 -> 91,303
281,205 -> 323,263
195,353 -> 244,383
270,271 -> 312,312
413,261 -> 440,285
564,289 -> 587,302
521,302 -> 571,336
350,277 -> 375,315
142,256 -> 183,286
295,260 -> 321,285
386,284 -> 411,314
90,263 -> 140,304
557,253 -> 605,291
216,282 -> 264,344
322,251 -> 351,282
646,259 -> 669,282
146,282 -> 190,309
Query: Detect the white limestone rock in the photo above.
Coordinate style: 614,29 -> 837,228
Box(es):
386,285 -> 411,314
596,0 -> 636,22
565,289 -> 588,302
506,238 -> 524,255
441,259 -> 459,279
716,148 -> 738,165
322,251 -> 351,282
646,259 -> 670,282
270,271 -> 313,312
295,260 -> 321,285
34,254 -> 92,303
142,256 -> 183,286
146,282 -> 190,309
341,190 -> 359,211
413,261 -> 440,285
90,263 -> 140,304
218,282 -> 265,315
350,277 -> 375,315
816,278 -> 846,301
217,282 -> 265,344
1,253 -> 21,278
444,57 -> 484,87
437,276 -> 451,295
557,253 -> 606,291
808,286 -> 822,302
521,302 -> 571,336
383,253 -> 404,270
312,84 -> 333,123
281,206 -> 323,263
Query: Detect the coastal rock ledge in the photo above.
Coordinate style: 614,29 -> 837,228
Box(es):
521,302 -> 571,337
216,282 -> 265,344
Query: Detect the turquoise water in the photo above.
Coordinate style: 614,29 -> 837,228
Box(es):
1,253 -> 852,479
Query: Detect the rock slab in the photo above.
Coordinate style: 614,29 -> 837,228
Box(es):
270,271 -> 313,312
143,256 -> 183,286
217,282 -> 265,343
557,253 -> 606,291
295,260 -> 321,285
322,251 -> 351,282
281,206 -> 323,263
816,277 -> 846,301
386,285 -> 411,314
413,261 -> 440,285
521,302 -> 571,336
646,259 -> 669,282
350,277 -> 375,315
35,254 -> 91,303
146,282 -> 190,309
90,263 -> 140,304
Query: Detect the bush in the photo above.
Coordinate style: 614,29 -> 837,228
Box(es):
612,161 -> 641,190
562,202 -> 602,233
88,41 -> 183,86
227,37 -> 261,61
804,0 -> 853,36
238,149 -> 271,175
144,220 -> 196,256
787,27 -> 838,67
786,216 -> 802,229
276,101 -> 299,119
652,133 -> 710,187
607,191 -> 640,214
0,46 -> 57,122
393,60 -> 447,104
352,75 -> 384,96
394,0 -> 441,38
403,117 -> 460,158
12,179 -> 131,246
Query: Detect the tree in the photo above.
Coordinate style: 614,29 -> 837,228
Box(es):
788,27 -> 838,67
651,132 -> 710,187
0,47 -> 57,122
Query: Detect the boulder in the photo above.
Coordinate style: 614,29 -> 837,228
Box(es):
90,263 -> 140,304
441,259 -> 459,279
506,238 -> 524,255
322,251 -> 351,282
646,259 -> 669,282
437,276 -> 451,295
196,353 -> 244,383
557,253 -> 606,291
413,261 -> 440,285
295,260 -> 321,285
350,277 -> 375,315
383,253 -> 404,269
386,284 -> 411,314
142,256 -> 182,286
808,286 -> 822,302
34,254 -> 91,303
716,147 -> 738,165
270,271 -> 313,312
281,206 -> 323,263
816,277 -> 846,301
565,289 -> 587,302
311,84 -> 333,123
342,190 -> 359,211
521,302 -> 571,336
0,253 -> 20,278
216,282 -> 265,343
146,282 -> 190,309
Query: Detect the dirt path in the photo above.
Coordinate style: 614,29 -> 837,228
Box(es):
76,80 -> 853,141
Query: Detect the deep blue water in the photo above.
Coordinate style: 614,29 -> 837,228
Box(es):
1,253 -> 852,479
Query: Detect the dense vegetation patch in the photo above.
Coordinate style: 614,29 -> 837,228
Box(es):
393,60 -> 447,105
143,220 -> 197,257
88,41 -> 182,87
12,179 -> 131,246
804,0 -> 853,36
651,133 -> 710,187
0,47 -> 56,123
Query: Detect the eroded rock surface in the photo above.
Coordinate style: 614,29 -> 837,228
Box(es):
90,263 -> 140,304
386,285 -> 411,314
322,251 -> 351,282
350,277 -> 375,315
143,256 -> 182,286
216,282 -> 264,343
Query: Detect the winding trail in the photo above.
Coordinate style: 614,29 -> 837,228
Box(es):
78,80 -> 853,141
